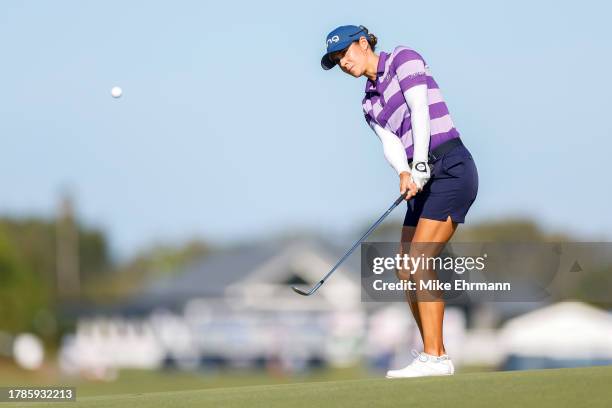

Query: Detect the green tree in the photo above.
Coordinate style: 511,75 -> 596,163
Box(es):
0,228 -> 48,334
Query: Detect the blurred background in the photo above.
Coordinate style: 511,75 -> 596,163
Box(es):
1,0 -> 611,396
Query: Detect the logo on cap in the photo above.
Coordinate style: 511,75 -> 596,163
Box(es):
326,35 -> 340,47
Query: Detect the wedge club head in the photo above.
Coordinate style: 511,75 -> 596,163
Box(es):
291,281 -> 323,296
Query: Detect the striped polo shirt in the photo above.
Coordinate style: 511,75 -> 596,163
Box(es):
362,46 -> 460,159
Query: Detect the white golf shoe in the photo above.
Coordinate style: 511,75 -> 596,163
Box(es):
385,352 -> 455,379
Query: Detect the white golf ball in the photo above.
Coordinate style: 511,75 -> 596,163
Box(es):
111,86 -> 122,98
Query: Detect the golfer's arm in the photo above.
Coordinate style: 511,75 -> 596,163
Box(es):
403,84 -> 431,164
370,123 -> 411,175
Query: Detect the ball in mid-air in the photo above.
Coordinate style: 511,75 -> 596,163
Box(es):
111,86 -> 123,98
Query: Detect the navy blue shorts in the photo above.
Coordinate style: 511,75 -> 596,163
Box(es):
404,140 -> 478,226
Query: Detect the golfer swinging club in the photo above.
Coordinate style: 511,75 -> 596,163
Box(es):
321,25 -> 478,378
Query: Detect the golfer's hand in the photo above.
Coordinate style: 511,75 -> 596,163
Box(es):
400,171 -> 418,200
410,161 -> 431,191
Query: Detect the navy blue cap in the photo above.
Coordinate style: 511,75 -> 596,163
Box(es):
321,25 -> 370,70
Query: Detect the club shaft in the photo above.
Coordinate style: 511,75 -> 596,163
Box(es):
316,193 -> 406,286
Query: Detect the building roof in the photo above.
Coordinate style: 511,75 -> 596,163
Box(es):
127,237 -> 364,312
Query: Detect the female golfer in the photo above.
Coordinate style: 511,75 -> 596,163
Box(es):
321,25 -> 478,378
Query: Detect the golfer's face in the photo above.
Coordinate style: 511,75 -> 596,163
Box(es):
333,43 -> 362,77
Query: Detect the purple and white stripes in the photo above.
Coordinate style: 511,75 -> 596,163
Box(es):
362,46 -> 460,158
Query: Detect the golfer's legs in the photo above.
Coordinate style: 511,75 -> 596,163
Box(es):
398,226 -> 424,342
411,216 -> 458,356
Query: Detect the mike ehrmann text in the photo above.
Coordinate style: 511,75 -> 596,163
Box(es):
372,279 -> 511,292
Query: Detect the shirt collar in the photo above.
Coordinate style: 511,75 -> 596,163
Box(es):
364,51 -> 388,94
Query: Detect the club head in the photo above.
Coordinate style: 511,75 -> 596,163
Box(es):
291,281 -> 323,296
291,286 -> 313,296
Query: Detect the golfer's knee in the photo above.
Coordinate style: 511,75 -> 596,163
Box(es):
395,264 -> 412,281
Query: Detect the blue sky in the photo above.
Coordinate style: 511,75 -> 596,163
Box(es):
1,0 -> 610,259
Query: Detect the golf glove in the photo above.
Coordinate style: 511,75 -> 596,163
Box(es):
410,161 -> 431,190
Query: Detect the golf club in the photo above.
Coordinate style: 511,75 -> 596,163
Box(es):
292,191 -> 409,296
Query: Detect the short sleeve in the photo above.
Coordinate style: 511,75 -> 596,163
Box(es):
393,47 -> 428,94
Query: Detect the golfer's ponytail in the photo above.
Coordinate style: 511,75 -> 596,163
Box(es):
367,33 -> 378,51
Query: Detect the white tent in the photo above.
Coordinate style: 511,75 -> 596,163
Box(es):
500,301 -> 612,360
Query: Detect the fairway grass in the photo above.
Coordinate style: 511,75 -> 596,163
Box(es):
16,365 -> 612,408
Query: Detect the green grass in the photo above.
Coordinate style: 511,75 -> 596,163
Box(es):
0,363 -> 373,396
7,365 -> 611,408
